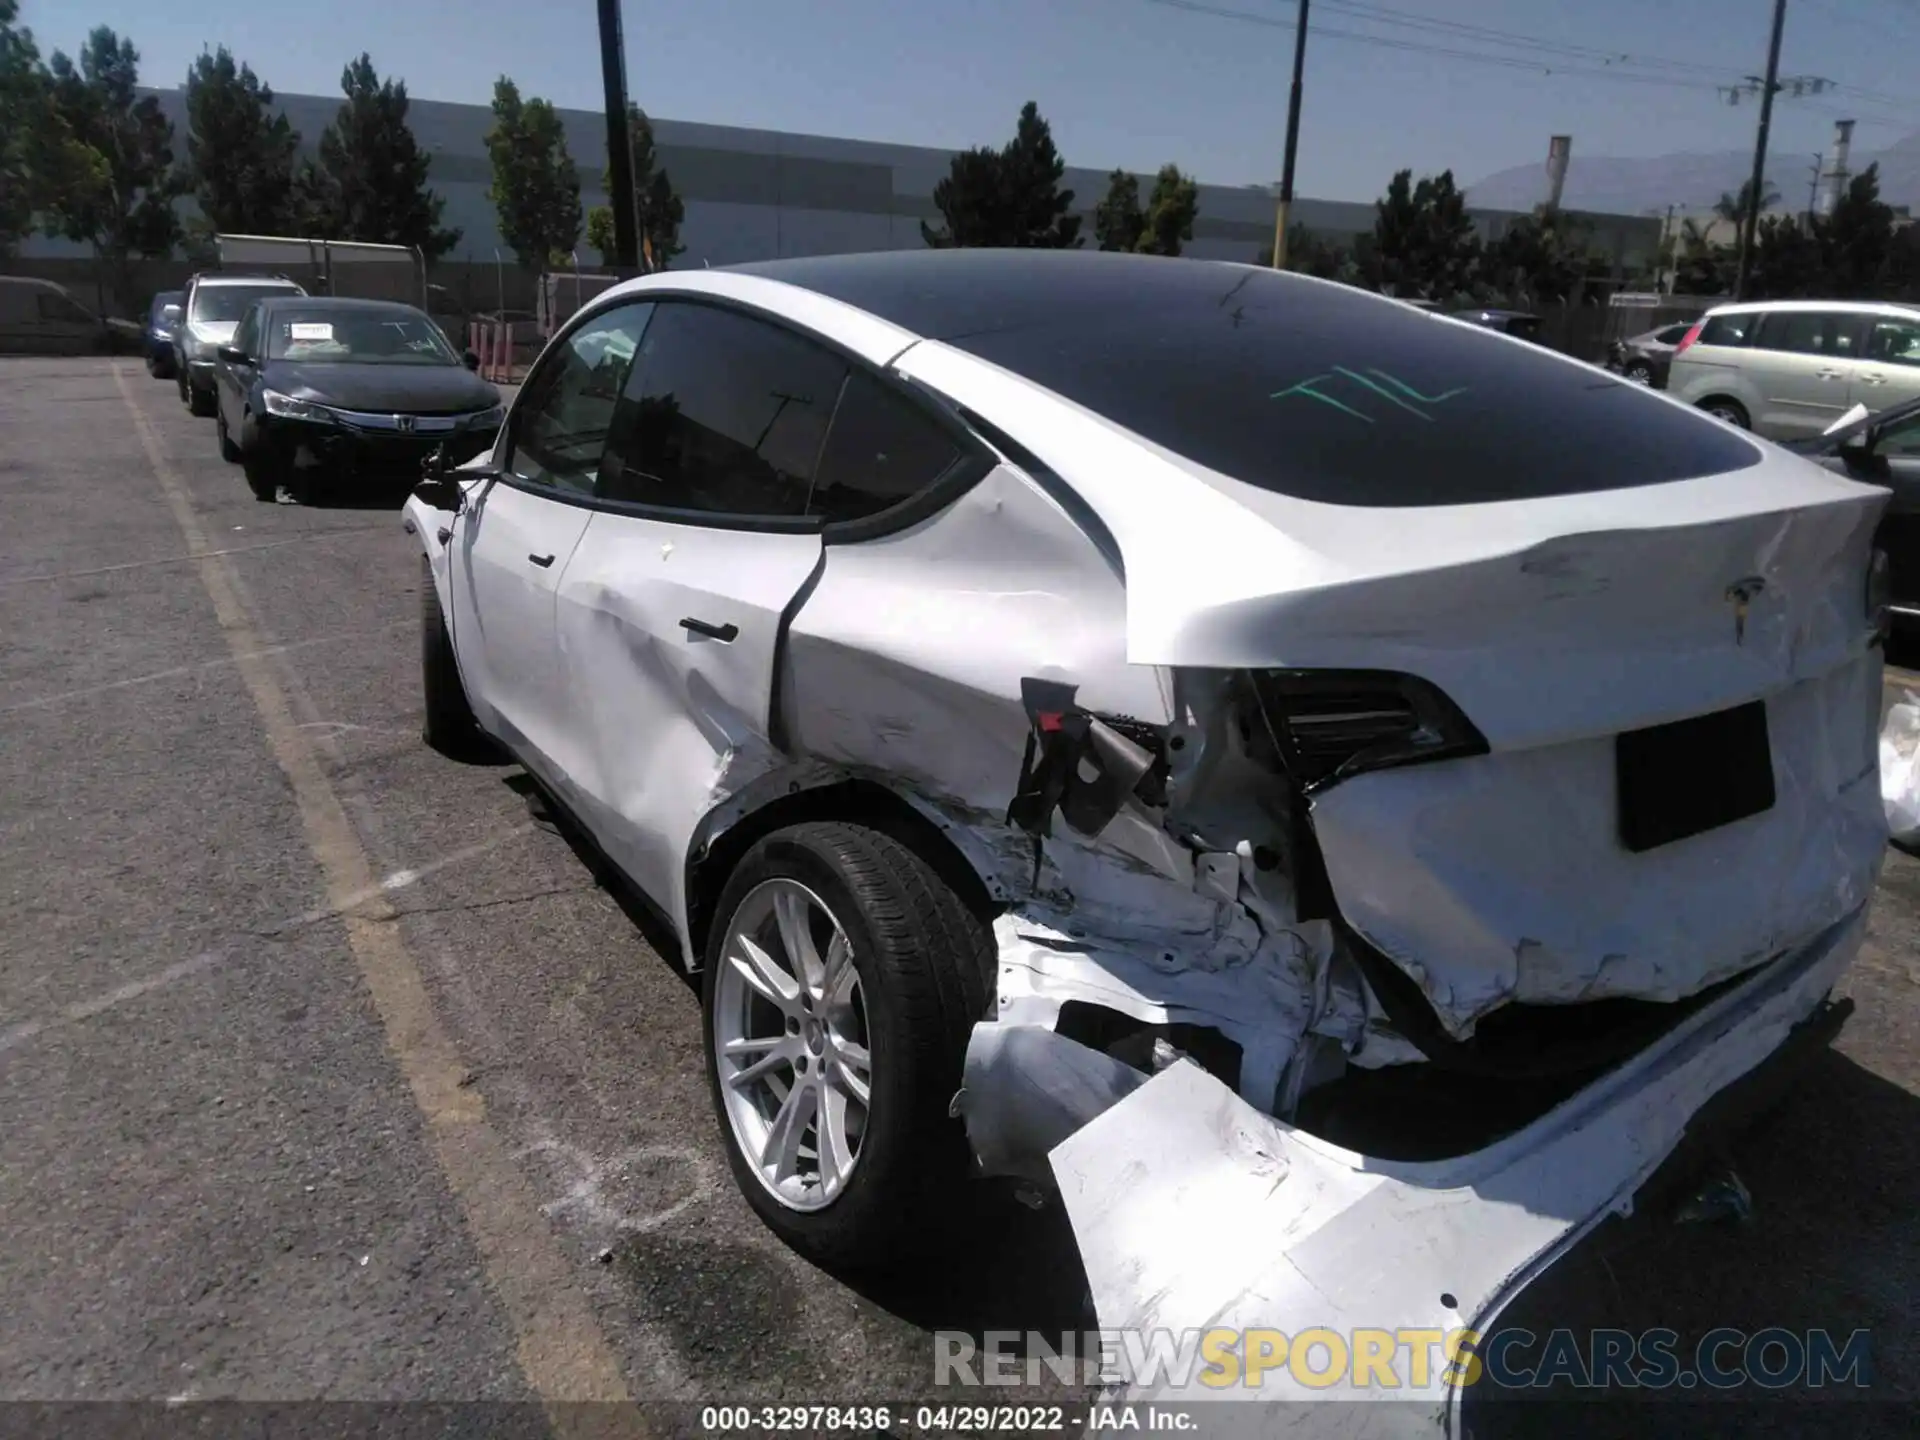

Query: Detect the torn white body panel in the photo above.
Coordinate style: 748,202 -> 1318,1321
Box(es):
1053,903 -> 1866,1437
1311,651 -> 1887,1034
783,459 -> 1168,816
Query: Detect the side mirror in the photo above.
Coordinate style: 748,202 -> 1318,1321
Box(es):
217,345 -> 250,365
463,349 -> 480,371
414,444 -> 467,511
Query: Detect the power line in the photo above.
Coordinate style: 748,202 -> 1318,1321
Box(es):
1144,0 -> 1751,90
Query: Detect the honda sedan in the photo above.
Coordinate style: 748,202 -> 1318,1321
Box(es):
403,249 -> 1888,1423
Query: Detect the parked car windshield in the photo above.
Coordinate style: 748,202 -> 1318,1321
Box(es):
264,308 -> 460,365
192,284 -> 298,323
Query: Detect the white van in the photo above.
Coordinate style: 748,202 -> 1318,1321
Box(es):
0,277 -> 140,355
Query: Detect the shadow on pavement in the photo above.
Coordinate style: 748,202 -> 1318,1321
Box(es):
1464,1048 -> 1920,1438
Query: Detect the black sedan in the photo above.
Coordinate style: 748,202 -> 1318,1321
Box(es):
212,297 -> 503,504
1787,394 -> 1920,625
144,290 -> 183,378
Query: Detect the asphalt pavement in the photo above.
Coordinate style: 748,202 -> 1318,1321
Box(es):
1,357 -> 1916,1435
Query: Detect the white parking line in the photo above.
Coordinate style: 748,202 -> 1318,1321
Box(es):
112,366 -> 639,1422
0,626 -> 406,715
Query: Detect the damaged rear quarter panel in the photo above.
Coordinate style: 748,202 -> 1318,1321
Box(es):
782,461 -> 1171,821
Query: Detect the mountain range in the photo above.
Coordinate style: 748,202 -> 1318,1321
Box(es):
1466,129 -> 1920,218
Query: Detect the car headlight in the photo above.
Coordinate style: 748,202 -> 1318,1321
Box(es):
465,404 -> 507,428
262,390 -> 332,422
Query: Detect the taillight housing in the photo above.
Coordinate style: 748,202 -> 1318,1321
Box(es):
1248,669 -> 1489,793
1673,320 -> 1705,356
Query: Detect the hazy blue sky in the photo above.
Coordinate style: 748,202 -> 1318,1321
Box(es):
22,0 -> 1920,202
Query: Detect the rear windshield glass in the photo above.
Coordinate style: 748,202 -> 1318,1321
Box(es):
948,272 -> 1759,506
264,308 -> 457,364
192,284 -> 298,323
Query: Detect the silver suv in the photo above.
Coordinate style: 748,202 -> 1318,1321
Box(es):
176,272 -> 306,416
1668,298 -> 1920,440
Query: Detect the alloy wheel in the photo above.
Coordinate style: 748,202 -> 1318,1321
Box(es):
711,878 -> 872,1212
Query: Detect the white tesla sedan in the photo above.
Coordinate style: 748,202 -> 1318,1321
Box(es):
404,250 -> 1888,1423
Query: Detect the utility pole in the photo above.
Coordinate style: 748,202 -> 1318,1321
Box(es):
1270,0 -> 1311,269
1734,0 -> 1788,300
1806,152 -> 1823,222
597,0 -> 639,272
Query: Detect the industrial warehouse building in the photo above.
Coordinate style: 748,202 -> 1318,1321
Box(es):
17,87 -> 1663,282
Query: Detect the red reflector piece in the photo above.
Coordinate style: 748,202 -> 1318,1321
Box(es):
1674,320 -> 1705,356
1036,712 -> 1065,732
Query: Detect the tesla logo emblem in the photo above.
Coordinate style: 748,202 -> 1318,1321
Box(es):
1726,576 -> 1766,645
1271,367 -> 1469,423
395,414 -> 415,433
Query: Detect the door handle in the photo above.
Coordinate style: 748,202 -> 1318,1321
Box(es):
528,553 -> 555,568
680,617 -> 739,642
1862,373 -> 1889,386
1816,369 -> 1843,381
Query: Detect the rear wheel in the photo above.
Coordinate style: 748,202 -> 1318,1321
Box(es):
1700,397 -> 1750,429
702,821 -> 995,1272
419,559 -> 492,760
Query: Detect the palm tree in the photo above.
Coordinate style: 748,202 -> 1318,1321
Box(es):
1713,178 -> 1782,227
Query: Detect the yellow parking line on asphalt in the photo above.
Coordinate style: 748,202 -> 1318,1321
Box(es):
112,367 -> 643,1431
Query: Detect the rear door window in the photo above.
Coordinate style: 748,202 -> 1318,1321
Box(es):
1754,310 -> 1863,359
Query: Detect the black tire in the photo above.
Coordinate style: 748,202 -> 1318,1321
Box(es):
419,559 -> 492,760
1624,360 -> 1655,386
239,414 -> 279,502
187,378 -> 216,417
216,409 -> 241,463
177,370 -> 191,407
1700,397 -> 1750,429
701,821 -> 995,1272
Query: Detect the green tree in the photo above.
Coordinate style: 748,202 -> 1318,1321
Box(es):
1747,212 -> 1824,298
1363,168 -> 1480,300
584,103 -> 683,269
1818,164 -> 1899,297
923,101 -> 1081,248
1093,169 -> 1143,252
1276,223 -> 1357,282
312,54 -> 459,259
486,77 -> 582,271
43,28 -> 180,309
1480,209 -> 1594,305
1137,164 -> 1198,256
183,46 -> 300,235
1095,164 -> 1199,256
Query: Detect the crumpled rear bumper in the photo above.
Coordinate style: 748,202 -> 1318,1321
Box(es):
963,900 -> 1865,1438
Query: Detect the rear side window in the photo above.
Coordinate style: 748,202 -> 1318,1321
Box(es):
807,370 -> 962,523
1698,313 -> 1755,348
600,302 -> 846,519
1755,310 -> 1860,358
1866,317 -> 1920,368
949,278 -> 1760,507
